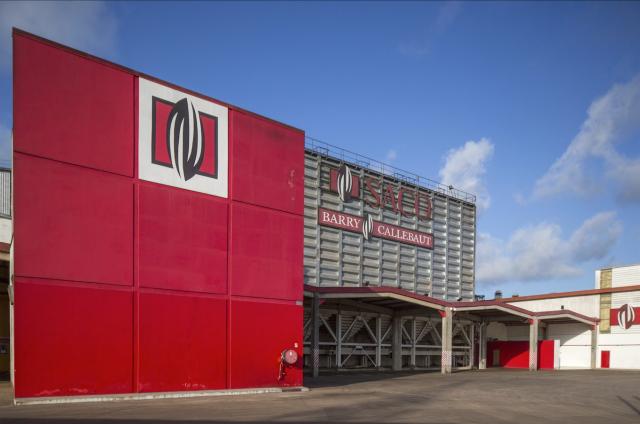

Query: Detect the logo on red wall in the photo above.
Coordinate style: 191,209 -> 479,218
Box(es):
610,303 -> 639,330
139,78 -> 228,197
617,304 -> 636,330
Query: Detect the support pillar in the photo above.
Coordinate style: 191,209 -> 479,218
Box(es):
469,323 -> 475,369
311,294 -> 320,378
375,315 -> 382,369
392,316 -> 402,371
528,318 -> 539,371
590,325 -> 598,369
478,321 -> 487,370
336,308 -> 342,369
440,307 -> 453,375
410,318 -> 416,369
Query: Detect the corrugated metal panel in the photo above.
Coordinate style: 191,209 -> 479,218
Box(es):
304,150 -> 476,300
0,169 -> 10,217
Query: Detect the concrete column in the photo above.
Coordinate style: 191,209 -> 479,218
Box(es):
410,318 -> 416,369
336,308 -> 342,369
311,294 -> 321,378
478,322 -> 487,370
392,316 -> 403,371
375,315 -> 382,369
469,323 -> 475,369
590,325 -> 598,369
529,318 -> 539,371
440,307 -> 453,375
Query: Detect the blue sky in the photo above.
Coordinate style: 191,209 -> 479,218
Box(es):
1,1 -> 639,297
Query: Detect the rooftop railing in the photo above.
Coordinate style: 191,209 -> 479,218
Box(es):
305,137 -> 477,204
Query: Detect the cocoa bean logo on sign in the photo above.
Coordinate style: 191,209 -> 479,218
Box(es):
362,213 -> 373,241
139,78 -> 228,198
618,304 -> 636,330
337,164 -> 353,203
167,98 -> 205,181
329,165 -> 432,221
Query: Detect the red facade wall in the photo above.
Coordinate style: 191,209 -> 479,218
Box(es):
13,30 -> 304,398
487,340 -> 555,370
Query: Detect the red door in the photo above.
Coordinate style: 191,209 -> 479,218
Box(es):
601,351 -> 610,368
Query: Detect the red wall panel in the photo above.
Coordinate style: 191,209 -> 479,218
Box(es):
487,340 -> 555,370
13,30 -> 306,398
14,280 -> 133,398
487,341 -> 530,369
138,183 -> 228,294
13,34 -> 134,177
138,291 -> 227,392
14,153 -> 133,286
229,299 -> 302,388
230,203 -> 302,301
231,110 -> 304,215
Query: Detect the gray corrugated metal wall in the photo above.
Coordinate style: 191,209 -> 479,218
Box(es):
0,169 -> 10,218
304,150 -> 476,301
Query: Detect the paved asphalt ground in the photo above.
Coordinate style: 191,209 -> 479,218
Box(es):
0,369 -> 639,423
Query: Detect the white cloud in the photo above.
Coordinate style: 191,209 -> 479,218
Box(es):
439,138 -> 494,211
477,211 -> 622,285
385,149 -> 397,162
0,1 -> 118,71
533,74 -> 640,202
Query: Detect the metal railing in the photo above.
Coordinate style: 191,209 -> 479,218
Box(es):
0,168 -> 10,218
305,137 -> 477,204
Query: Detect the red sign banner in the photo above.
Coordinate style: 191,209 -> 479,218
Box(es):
610,305 -> 640,330
318,208 -> 433,249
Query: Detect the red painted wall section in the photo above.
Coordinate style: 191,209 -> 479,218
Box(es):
487,341 -> 529,369
14,280 -> 133,398
230,202 -> 303,301
138,292 -> 227,392
13,153 -> 134,286
487,340 -> 555,370
230,110 -> 304,215
229,300 -> 303,388
538,340 -> 555,370
138,183 -> 228,294
13,31 -> 305,398
13,34 -> 134,177
601,351 -> 610,368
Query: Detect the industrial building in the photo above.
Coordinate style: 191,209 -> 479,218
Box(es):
3,29 -> 638,404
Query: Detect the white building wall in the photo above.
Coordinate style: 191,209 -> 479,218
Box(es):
0,217 -> 11,245
602,289 -> 640,369
547,323 -> 591,369
486,322 -> 507,340
507,295 -> 599,317
611,264 -> 640,288
505,283 -> 640,370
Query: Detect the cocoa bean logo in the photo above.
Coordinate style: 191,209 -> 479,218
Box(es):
618,304 -> 635,330
362,213 -> 373,241
337,164 -> 353,203
167,98 -> 204,181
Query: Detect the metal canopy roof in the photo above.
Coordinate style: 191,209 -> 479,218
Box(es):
304,285 -> 599,326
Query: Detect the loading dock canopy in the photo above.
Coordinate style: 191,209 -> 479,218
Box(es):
304,285 -> 599,326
